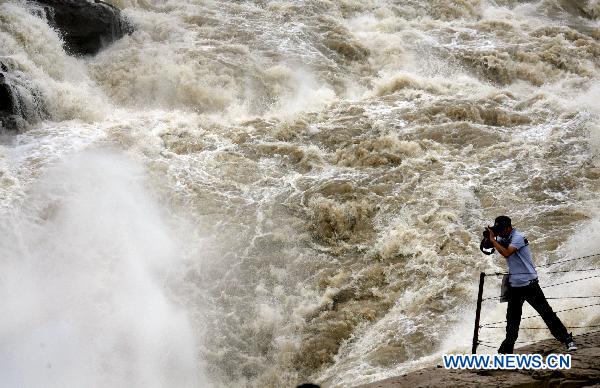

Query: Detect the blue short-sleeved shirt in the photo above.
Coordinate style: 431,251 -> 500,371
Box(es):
497,228 -> 537,287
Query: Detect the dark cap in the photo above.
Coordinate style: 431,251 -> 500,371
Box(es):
494,216 -> 512,231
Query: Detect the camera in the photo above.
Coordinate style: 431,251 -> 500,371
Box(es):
479,225 -> 507,255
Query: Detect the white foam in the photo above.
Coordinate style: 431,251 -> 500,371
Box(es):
0,150 -> 207,387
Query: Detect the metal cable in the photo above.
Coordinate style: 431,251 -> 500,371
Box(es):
483,253 -> 600,277
537,253 -> 600,268
486,268 -> 600,277
476,253 -> 600,352
479,339 -> 535,345
483,295 -> 600,302
477,329 -> 600,352
577,328 -> 600,337
542,274 -> 600,288
480,302 -> 600,327
479,273 -> 600,289
476,342 -> 497,349
480,324 -> 600,330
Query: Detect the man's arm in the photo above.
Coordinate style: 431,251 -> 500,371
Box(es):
487,227 -> 517,258
491,238 -> 517,258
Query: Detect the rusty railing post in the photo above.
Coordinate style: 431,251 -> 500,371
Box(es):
472,272 -> 485,354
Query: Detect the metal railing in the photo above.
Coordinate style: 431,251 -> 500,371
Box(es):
471,253 -> 600,353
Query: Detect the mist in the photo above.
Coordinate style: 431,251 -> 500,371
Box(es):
0,150 -> 205,387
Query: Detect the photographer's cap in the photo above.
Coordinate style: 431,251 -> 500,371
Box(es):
494,215 -> 512,231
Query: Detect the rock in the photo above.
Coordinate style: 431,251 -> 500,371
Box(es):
33,0 -> 133,56
1,0 -> 132,130
0,60 -> 46,132
0,71 -> 13,117
356,331 -> 600,387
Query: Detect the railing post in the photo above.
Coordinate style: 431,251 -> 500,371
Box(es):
472,272 -> 485,354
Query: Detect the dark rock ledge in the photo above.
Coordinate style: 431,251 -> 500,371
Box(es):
0,60 -> 46,132
33,0 -> 133,57
1,0 -> 132,131
356,331 -> 600,388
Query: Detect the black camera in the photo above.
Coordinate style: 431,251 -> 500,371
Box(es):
480,226 -> 506,255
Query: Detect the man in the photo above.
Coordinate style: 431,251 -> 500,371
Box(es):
487,216 -> 577,353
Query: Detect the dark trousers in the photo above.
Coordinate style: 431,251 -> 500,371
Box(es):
498,280 -> 569,353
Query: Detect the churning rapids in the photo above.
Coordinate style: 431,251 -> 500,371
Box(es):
1,0 -> 600,387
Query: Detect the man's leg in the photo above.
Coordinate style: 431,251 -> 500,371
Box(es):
499,286 -> 525,353
525,282 -> 569,343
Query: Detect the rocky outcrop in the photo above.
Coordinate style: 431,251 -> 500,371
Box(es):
33,0 -> 133,56
0,61 -> 46,132
1,1 -> 132,131
0,66 -> 15,125
357,331 -> 600,387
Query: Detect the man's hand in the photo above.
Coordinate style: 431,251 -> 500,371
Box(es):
487,227 -> 495,241
489,229 -> 517,258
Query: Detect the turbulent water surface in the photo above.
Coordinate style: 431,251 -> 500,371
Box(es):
1,0 -> 600,386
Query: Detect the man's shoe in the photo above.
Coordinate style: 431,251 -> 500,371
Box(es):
565,333 -> 577,351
